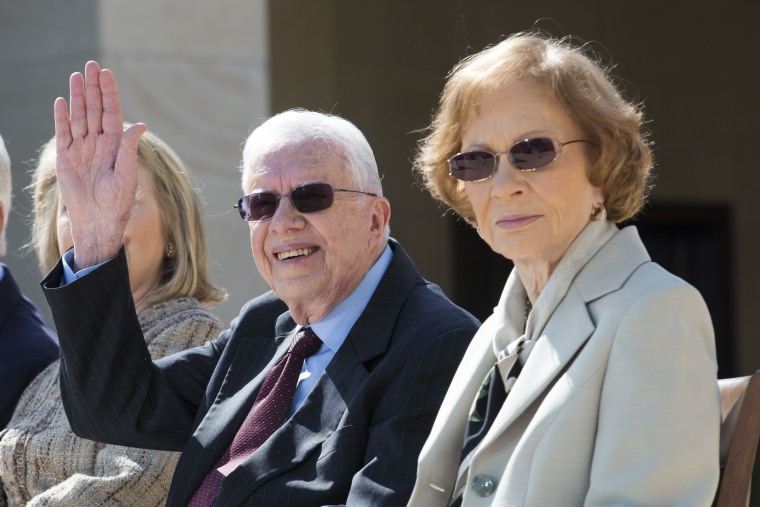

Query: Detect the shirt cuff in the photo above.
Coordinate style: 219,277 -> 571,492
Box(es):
61,249 -> 109,286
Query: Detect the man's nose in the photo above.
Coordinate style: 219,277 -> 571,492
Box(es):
269,196 -> 305,230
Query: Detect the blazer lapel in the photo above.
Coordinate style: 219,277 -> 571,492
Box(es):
173,310 -> 296,505
474,225 -> 651,455
480,285 -> 595,448
220,322 -> 382,503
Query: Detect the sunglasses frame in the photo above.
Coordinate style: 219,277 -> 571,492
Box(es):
234,182 -> 377,222
448,137 -> 594,182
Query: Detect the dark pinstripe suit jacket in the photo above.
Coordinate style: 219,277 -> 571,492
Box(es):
43,240 -> 478,506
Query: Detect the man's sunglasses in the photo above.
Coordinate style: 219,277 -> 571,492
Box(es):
235,183 -> 377,222
448,137 -> 594,182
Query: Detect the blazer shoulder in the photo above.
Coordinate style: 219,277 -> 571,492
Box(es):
624,260 -> 705,303
233,291 -> 289,330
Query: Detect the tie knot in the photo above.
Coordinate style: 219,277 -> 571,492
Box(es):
291,327 -> 322,358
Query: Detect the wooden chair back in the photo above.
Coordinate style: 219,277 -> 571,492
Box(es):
714,370 -> 760,507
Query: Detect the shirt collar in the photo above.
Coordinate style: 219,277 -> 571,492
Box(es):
307,244 -> 393,352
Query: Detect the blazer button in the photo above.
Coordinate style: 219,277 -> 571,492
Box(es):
471,474 -> 496,497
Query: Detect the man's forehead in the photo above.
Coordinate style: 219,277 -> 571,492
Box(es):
246,143 -> 347,187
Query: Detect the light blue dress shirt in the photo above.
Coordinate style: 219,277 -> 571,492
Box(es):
61,245 -> 394,418
288,245 -> 392,416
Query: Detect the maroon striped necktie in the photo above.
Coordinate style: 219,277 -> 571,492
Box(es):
188,327 -> 322,506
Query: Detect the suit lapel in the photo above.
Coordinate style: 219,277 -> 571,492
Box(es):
173,307 -> 296,505
413,314 -> 502,498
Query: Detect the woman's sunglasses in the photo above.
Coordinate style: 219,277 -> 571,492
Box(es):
448,137 -> 594,182
235,183 -> 377,222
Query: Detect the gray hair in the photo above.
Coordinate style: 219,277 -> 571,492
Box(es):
241,109 -> 383,197
0,134 -> 11,256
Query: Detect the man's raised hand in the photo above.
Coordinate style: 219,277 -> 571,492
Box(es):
53,60 -> 147,270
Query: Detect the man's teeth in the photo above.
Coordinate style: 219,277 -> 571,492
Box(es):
277,247 -> 317,260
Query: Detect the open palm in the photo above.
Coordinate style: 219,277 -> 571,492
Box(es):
53,61 -> 147,270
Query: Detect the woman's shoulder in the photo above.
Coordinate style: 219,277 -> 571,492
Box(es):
139,297 -> 224,359
587,225 -> 702,304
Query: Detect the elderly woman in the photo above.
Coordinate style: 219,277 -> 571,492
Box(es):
408,33 -> 720,506
0,128 -> 226,506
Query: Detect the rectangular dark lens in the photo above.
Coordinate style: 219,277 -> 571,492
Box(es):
510,137 -> 557,170
449,152 -> 496,181
292,183 -> 334,213
246,193 -> 277,221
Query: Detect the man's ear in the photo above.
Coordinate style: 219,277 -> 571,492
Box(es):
369,196 -> 391,235
0,201 -> 5,238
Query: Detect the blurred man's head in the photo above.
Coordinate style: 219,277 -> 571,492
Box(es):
0,134 -> 12,257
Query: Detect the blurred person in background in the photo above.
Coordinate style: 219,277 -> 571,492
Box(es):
0,133 -> 58,432
0,128 -> 226,506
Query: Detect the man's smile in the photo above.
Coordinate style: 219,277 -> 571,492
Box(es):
276,246 -> 319,261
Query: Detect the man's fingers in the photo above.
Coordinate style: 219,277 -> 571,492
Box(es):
69,72 -> 87,140
100,69 -> 124,136
84,61 -> 104,135
54,97 -> 73,151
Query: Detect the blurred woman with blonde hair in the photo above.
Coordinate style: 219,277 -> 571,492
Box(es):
0,126 -> 226,506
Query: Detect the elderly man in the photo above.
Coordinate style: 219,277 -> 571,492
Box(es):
0,134 -> 59,429
42,61 -> 478,506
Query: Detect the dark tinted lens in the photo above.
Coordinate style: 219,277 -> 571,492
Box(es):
509,138 -> 557,170
449,151 -> 497,181
243,192 -> 278,221
236,197 -> 247,220
291,183 -> 334,213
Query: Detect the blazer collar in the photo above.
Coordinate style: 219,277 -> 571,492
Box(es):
574,225 -> 651,302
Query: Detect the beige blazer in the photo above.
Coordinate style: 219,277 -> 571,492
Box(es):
409,226 -> 720,507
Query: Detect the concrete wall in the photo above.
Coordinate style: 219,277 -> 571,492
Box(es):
99,0 -> 271,325
0,0 -> 271,325
270,0 -> 760,376
2,1 -> 758,377
0,0 -> 100,312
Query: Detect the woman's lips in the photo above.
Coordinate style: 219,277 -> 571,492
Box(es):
495,215 -> 540,230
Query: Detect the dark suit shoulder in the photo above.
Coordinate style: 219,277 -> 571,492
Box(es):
407,277 -> 478,328
385,241 -> 479,339
0,266 -> 59,428
355,241 -> 479,366
0,266 -> 59,361
228,291 -> 289,338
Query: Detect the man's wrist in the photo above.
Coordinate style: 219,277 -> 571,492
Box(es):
62,248 -> 112,286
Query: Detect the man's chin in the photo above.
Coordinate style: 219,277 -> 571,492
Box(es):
273,280 -> 322,305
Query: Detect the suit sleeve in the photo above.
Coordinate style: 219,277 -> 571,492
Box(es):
42,250 -> 226,451
584,280 -> 720,507
340,325 -> 477,507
